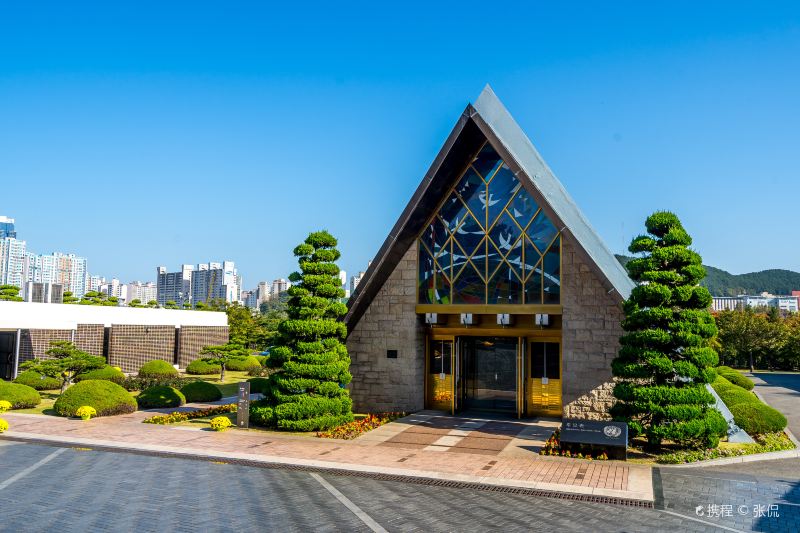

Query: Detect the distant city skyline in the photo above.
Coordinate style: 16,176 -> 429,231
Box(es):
2,4 -> 799,284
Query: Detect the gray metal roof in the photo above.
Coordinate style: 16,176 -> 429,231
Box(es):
472,85 -> 635,300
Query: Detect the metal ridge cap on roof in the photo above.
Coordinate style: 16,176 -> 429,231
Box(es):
473,85 -> 635,299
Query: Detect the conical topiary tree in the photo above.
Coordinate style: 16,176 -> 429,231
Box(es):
265,230 -> 353,431
611,211 -> 726,449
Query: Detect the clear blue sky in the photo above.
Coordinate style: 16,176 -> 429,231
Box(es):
1,2 -> 799,287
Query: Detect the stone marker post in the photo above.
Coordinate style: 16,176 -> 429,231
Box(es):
237,381 -> 250,429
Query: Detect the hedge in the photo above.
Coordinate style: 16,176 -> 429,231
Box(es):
185,359 -> 221,375
0,381 -> 41,409
180,381 -> 222,403
247,377 -> 270,395
711,375 -> 787,435
250,403 -> 275,427
715,367 -> 754,390
136,386 -> 186,409
138,360 -> 179,379
14,370 -> 62,391
718,388 -> 756,408
123,376 -> 199,392
729,403 -> 787,434
53,380 -> 136,417
226,355 -> 261,372
76,365 -> 126,385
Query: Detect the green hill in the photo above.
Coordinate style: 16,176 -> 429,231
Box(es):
615,255 -> 800,297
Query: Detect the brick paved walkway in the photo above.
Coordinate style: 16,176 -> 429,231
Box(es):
359,411 -> 561,459
1,409 -> 653,502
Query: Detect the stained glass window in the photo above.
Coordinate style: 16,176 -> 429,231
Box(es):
417,141 -> 561,305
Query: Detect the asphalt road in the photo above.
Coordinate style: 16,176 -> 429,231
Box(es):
1,440 -> 798,532
748,373 -> 800,438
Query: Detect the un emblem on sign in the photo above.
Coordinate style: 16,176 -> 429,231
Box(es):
603,425 -> 622,438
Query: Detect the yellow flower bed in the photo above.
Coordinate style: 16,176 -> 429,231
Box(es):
210,416 -> 232,431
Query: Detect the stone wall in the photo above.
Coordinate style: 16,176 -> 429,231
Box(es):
560,236 -> 625,420
346,244 -> 426,413
108,324 -> 176,374
75,324 -> 104,357
18,329 -> 73,364
177,326 -> 229,369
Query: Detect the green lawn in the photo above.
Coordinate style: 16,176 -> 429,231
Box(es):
13,390 -> 59,416
180,370 -> 253,397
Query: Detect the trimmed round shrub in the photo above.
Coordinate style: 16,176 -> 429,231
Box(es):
53,380 -> 136,417
14,370 -> 62,391
255,355 -> 268,366
247,366 -> 272,377
0,400 -> 11,412
136,385 -> 186,409
226,355 -> 262,372
716,369 -> 754,390
250,403 -> 275,427
76,365 -> 126,385
0,418 -> 7,433
138,360 -> 179,379
180,381 -> 222,403
185,359 -> 221,375
0,381 -> 41,409
717,387 -> 757,408
729,402 -> 787,434
247,377 -> 270,395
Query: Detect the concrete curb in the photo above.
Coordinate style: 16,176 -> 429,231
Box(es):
1,430 -> 654,505
666,447 -> 800,468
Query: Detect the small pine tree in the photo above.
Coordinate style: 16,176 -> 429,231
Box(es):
0,285 -> 23,301
266,231 -> 353,431
21,340 -> 105,393
62,291 -> 79,304
611,211 -> 726,449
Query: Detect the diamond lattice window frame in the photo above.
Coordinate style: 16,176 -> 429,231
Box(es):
417,140 -> 562,306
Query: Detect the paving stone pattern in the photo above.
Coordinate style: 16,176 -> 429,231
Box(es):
0,442 -> 721,533
3,411 -> 638,498
381,416 -> 526,456
0,442 -> 369,533
658,460 -> 800,533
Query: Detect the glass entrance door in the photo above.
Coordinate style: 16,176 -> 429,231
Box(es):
461,337 -> 518,413
526,339 -> 562,416
425,337 -> 454,412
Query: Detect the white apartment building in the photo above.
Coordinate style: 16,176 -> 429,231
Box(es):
86,274 -> 105,293
99,278 -> 127,302
24,251 -> 87,297
271,278 -> 289,299
161,260 -> 239,306
712,293 -> 800,313
350,271 -> 365,294
126,281 -> 157,304
257,281 -> 270,305
0,237 -> 27,287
